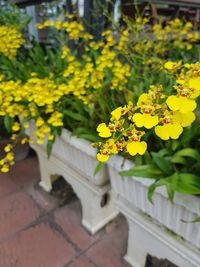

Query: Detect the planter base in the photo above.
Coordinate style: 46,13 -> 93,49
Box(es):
116,196 -> 200,267
34,144 -> 118,234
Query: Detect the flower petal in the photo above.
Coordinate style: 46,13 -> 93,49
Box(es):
111,107 -> 122,120
96,123 -> 111,138
179,98 -> 197,113
137,141 -> 147,155
166,95 -> 180,111
173,111 -> 195,127
97,153 -> 109,162
144,114 -> 159,129
168,124 -> 183,139
97,123 -> 107,132
189,77 -> 200,91
126,142 -> 138,156
155,125 -> 170,140
132,113 -> 145,128
127,141 -> 147,156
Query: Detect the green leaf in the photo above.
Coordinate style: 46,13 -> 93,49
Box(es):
176,173 -> 200,195
120,164 -> 163,179
76,133 -> 101,142
182,217 -> 200,223
72,127 -> 102,142
47,139 -> 54,159
156,148 -> 169,157
63,110 -> 87,123
159,173 -> 178,202
171,155 -> 186,165
148,182 -> 158,203
151,152 -> 174,175
4,115 -> 13,133
94,162 -> 103,176
173,148 -> 200,163
147,172 -> 178,203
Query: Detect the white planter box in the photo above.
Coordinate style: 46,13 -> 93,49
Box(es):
27,123 -> 108,186
108,155 -> 200,267
50,129 -> 109,186
27,123 -> 118,234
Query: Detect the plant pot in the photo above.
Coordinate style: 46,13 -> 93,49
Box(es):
108,155 -> 200,267
26,122 -> 118,234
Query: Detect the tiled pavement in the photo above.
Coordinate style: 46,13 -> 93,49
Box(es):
0,153 -> 131,267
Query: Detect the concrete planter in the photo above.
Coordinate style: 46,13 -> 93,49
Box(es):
108,155 -> 200,267
27,123 -> 118,234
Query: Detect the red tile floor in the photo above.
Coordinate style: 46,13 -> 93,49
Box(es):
0,154 -> 132,267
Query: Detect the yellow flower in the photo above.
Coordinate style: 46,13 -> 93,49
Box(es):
47,111 -> 63,127
173,111 -> 195,127
132,113 -> 159,129
37,139 -> 44,145
12,122 -> 20,132
189,77 -> 200,91
36,117 -> 45,127
48,135 -> 54,141
111,107 -> 122,120
164,61 -> 181,70
126,141 -> 147,156
0,25 -> 25,59
96,123 -> 111,138
6,153 -> 14,161
137,93 -> 149,106
155,124 -> 183,140
1,165 -> 9,173
166,95 -> 197,113
21,138 -> 28,144
97,153 -> 109,162
106,139 -> 118,154
4,144 -> 12,152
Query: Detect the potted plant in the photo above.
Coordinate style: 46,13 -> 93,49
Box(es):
0,6 -> 199,236
96,63 -> 200,266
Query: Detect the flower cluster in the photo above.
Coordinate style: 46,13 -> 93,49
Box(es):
0,25 -> 25,59
60,31 -> 131,96
1,11 -> 199,173
116,17 -> 199,69
153,19 -> 199,51
0,143 -> 15,173
96,63 -> 200,162
37,15 -> 92,41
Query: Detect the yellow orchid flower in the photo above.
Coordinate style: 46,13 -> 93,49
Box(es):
12,122 -> 20,132
164,61 -> 181,70
97,153 -> 109,162
111,107 -> 122,120
132,113 -> 159,129
127,141 -> 147,156
106,139 -> 118,154
137,93 -> 149,107
166,95 -> 197,113
189,77 -> 200,92
173,111 -> 195,127
155,124 -> 183,140
96,123 -> 111,138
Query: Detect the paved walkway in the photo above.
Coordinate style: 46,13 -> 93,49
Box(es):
0,154 -> 131,267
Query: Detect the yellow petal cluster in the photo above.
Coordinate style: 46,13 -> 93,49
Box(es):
96,63 -> 199,162
0,25 -> 25,59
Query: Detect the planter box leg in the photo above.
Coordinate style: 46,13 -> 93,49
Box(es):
37,152 -> 53,192
80,190 -> 118,235
116,196 -> 200,267
32,145 -> 118,234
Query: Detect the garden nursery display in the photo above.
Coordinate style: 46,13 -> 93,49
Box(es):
0,3 -> 200,267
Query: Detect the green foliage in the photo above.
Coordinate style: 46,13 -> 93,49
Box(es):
121,126 -> 200,202
0,5 -> 31,29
